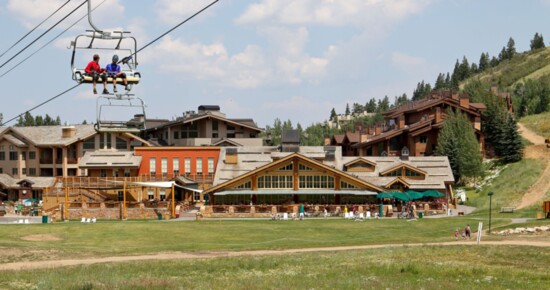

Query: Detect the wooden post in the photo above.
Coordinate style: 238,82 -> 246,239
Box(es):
122,180 -> 127,220
171,183 -> 175,219
64,185 -> 68,220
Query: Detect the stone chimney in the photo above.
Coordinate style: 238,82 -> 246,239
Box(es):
374,125 -> 382,135
62,126 -> 76,138
474,116 -> 481,131
459,94 -> 470,108
451,90 -> 458,100
397,115 -> 405,129
360,133 -> 368,143
368,126 -> 374,135
324,136 -> 331,146
225,147 -> 238,164
435,107 -> 442,123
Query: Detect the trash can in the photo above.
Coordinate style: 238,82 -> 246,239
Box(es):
378,203 -> 383,218
42,215 -> 49,224
418,212 -> 423,219
34,210 -> 39,216
157,212 -> 162,220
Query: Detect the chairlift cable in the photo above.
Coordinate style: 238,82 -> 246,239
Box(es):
129,0 -> 219,58
0,0 -> 71,60
1,83 -> 83,126
0,0 -> 107,80
0,0 -> 87,71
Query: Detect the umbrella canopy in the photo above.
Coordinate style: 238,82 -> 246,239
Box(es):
377,192 -> 394,199
421,190 -> 445,198
391,192 -> 411,201
405,190 -> 424,200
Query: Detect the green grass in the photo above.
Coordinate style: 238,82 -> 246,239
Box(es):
463,158 -> 545,218
1,244 -> 549,289
0,218 -> 510,263
520,111 -> 550,139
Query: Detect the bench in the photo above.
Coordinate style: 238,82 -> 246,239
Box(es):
500,207 -> 515,213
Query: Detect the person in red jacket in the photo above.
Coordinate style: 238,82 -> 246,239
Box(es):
84,54 -> 108,94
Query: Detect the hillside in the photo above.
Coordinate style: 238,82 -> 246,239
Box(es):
461,46 -> 550,89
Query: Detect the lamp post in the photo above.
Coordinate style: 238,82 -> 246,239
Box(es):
488,191 -> 494,234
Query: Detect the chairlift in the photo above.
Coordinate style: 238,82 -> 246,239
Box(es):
71,1 -> 147,134
95,93 -> 147,133
68,1 -> 141,86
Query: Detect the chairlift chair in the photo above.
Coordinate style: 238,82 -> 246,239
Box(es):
95,93 -> 147,133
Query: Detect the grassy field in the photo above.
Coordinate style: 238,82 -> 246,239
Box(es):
463,158 -> 546,218
521,112 -> 550,139
1,242 -> 549,289
0,218 -> 510,263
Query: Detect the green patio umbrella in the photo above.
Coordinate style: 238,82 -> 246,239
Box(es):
391,192 -> 411,202
377,192 -> 394,199
421,190 -> 445,198
404,190 -> 424,200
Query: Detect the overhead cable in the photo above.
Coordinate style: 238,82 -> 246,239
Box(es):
0,0 -> 107,80
0,0 -> 71,59
0,0 -> 87,71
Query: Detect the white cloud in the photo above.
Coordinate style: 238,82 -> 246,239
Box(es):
236,0 -> 432,27
7,0 -> 124,31
155,0 -> 218,25
391,52 -> 426,69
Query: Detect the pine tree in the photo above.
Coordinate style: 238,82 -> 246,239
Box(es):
330,108 -> 337,121
506,37 -> 516,59
366,98 -> 377,113
345,103 -> 351,115
434,73 -> 445,90
451,60 -> 460,89
530,33 -> 545,51
436,109 -> 483,181
478,52 -> 489,72
501,114 -> 523,163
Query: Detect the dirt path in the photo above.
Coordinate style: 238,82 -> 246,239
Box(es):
517,123 -> 550,209
1,240 -> 549,271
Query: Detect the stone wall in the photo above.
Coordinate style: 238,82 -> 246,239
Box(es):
64,202 -> 171,220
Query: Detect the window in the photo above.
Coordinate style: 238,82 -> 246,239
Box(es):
117,191 -> 123,201
21,152 -> 26,160
340,181 -> 357,189
299,164 -> 313,171
29,151 -> 36,160
212,120 -> 218,131
0,152 -> 5,160
387,169 -> 402,177
173,131 -> 179,139
124,169 -> 130,177
159,190 -> 166,201
149,158 -> 156,175
148,189 -> 154,200
405,169 -> 421,177
116,137 -> 127,150
208,157 -> 215,174
235,181 -> 252,189
278,164 -> 293,171
83,137 -> 95,150
9,151 -> 17,161
185,158 -> 191,174
161,158 -> 168,175
100,133 -> 112,149
113,170 -> 119,177
22,168 -> 27,175
173,158 -> 180,175
299,175 -> 334,189
9,145 -> 14,150
12,168 -> 18,175
28,168 -> 36,176
196,158 -> 203,174
100,169 -> 107,177
419,136 -> 428,144
194,191 -> 201,202
0,168 -> 3,174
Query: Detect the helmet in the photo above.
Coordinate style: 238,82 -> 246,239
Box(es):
112,55 -> 119,62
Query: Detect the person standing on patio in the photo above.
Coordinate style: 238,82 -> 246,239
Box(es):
299,203 -> 305,220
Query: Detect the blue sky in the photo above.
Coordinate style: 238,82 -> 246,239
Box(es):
0,0 -> 549,128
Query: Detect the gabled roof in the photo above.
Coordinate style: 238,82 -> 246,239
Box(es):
79,151 -> 142,168
380,163 -> 428,176
212,138 -> 242,147
0,174 -> 55,189
7,125 -> 97,147
344,158 -> 377,168
146,111 -> 262,133
332,134 -> 345,144
346,132 -> 361,143
1,134 -> 27,147
385,177 -> 410,188
205,152 -> 385,194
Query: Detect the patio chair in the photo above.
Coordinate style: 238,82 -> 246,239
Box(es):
366,211 -> 371,219
92,217 -> 97,223
283,212 -> 289,221
24,219 -> 29,224
81,217 -> 86,223
359,213 -> 365,219
86,218 -> 91,223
